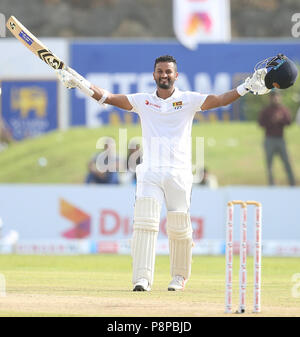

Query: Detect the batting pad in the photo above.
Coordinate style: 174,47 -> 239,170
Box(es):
131,197 -> 161,286
167,211 -> 193,279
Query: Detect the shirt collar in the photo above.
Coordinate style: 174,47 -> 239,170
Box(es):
153,87 -> 181,101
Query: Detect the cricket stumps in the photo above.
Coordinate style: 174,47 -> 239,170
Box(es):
225,200 -> 262,314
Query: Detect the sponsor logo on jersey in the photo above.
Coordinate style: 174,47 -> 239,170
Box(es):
145,100 -> 161,109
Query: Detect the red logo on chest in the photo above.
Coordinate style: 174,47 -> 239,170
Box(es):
145,100 -> 161,109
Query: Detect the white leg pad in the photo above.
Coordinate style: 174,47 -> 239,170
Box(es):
167,211 -> 193,279
131,197 -> 161,286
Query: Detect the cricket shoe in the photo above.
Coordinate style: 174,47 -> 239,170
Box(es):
133,278 -> 151,291
168,275 -> 186,291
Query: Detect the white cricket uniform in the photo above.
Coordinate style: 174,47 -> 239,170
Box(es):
127,88 -> 207,212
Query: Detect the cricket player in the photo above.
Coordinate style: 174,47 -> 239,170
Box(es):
57,54 -> 297,292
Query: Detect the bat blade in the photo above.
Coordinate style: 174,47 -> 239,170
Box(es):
6,16 -> 65,70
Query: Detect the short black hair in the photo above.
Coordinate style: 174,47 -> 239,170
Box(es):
154,55 -> 177,71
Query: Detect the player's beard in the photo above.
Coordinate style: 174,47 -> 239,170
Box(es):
156,77 -> 174,89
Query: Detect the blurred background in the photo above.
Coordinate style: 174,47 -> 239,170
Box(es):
0,0 -> 299,257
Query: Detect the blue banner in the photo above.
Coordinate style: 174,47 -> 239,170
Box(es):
70,41 -> 300,126
1,80 -> 58,140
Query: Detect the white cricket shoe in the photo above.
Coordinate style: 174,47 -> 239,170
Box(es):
168,275 -> 186,291
133,278 -> 151,291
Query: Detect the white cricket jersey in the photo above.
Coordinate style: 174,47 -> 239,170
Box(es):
126,88 -> 207,170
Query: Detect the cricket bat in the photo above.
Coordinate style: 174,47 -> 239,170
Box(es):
6,16 -> 94,97
6,15 -> 65,70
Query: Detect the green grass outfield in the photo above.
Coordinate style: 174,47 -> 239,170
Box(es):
0,122 -> 299,185
0,255 -> 299,317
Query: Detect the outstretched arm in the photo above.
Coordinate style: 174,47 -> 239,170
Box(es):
57,68 -> 133,111
201,89 -> 242,111
201,68 -> 273,111
91,85 -> 133,110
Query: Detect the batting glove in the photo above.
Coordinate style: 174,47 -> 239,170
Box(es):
237,69 -> 272,96
56,68 -> 94,97
56,69 -> 77,89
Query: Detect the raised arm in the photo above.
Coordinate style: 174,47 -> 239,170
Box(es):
90,84 -> 133,110
56,67 -> 133,111
201,89 -> 241,111
200,68 -> 274,111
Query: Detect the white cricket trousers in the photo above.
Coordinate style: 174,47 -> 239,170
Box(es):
135,166 -> 193,212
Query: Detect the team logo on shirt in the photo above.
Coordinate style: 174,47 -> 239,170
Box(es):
173,101 -> 183,110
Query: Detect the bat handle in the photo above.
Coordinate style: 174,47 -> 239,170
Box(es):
66,67 -> 94,97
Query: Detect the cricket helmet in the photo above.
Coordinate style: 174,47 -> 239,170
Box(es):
255,54 -> 298,89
